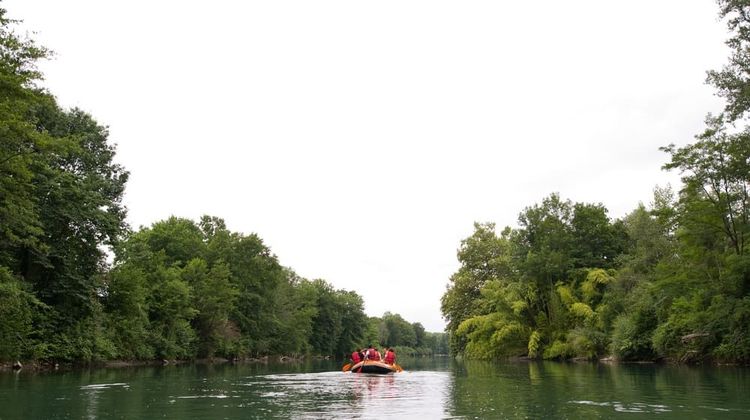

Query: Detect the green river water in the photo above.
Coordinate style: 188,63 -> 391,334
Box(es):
0,358 -> 748,419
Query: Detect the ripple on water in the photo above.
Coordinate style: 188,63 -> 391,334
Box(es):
79,383 -> 129,390
570,400 -> 673,414
229,370 -> 454,419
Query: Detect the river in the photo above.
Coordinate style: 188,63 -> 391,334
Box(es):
0,358 -> 748,419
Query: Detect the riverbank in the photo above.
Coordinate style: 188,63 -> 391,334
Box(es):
0,354 -> 332,373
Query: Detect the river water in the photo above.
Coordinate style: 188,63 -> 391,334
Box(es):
1,358 -> 748,419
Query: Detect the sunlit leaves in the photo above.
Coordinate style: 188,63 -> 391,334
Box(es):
570,303 -> 595,320
457,312 -> 528,359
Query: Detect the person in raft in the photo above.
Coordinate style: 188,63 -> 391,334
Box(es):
351,348 -> 363,365
365,344 -> 381,361
384,348 -> 396,365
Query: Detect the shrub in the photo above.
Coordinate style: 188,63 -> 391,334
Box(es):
543,340 -> 571,360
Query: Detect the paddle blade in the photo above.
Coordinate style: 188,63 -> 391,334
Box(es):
395,364 -> 403,372
342,363 -> 352,372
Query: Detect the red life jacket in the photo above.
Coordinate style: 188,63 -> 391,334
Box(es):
384,351 -> 395,364
368,348 -> 381,361
351,351 -> 361,363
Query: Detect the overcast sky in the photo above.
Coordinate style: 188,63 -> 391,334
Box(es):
5,0 -> 729,331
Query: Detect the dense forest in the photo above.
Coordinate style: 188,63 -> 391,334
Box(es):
0,7 -> 445,364
442,1 -> 750,364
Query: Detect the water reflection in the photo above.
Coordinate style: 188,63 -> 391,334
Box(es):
81,383 -> 130,420
448,360 -> 750,418
238,370 -> 453,418
0,359 -> 748,419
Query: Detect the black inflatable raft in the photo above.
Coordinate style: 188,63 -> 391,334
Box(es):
350,360 -> 399,374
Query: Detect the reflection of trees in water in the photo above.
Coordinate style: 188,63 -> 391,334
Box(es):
448,360 -> 750,418
347,371 -> 453,418
350,374 -> 396,400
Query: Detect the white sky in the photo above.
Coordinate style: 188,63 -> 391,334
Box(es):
5,0 -> 729,332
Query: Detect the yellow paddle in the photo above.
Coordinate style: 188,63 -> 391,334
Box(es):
342,363 -> 352,372
394,363 -> 403,372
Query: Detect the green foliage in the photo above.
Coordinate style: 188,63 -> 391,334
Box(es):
712,297 -> 750,362
362,315 -> 445,356
0,267 -> 45,359
707,0 -> 750,121
271,272 -> 318,355
101,216 -> 371,360
361,317 -> 382,348
441,222 -> 512,354
380,312 -> 417,348
148,267 -> 198,359
305,279 -> 367,356
543,340 -> 571,360
442,177 -> 750,364
0,7 -> 131,363
442,47 -> 750,365
0,8 -> 52,268
422,331 -> 449,355
457,312 -> 529,359
412,322 -> 426,348
662,115 -> 750,259
333,290 -> 367,355
570,303 -> 595,320
609,300 -> 657,361
184,258 -> 238,357
442,195 -> 629,361
104,264 -> 152,359
556,284 -> 576,307
527,330 -> 542,358
581,269 -> 612,303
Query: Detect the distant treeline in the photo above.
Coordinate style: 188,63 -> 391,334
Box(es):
0,8 -> 446,363
363,312 -> 449,357
441,1 -> 750,364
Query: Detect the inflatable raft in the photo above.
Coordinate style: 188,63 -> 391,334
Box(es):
350,360 -> 399,374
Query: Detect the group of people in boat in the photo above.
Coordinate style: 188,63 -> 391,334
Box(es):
350,345 -> 397,365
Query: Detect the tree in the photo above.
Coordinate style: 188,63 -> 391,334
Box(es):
141,217 -> 204,267
183,258 -> 238,357
444,194 -> 631,360
0,8 -> 53,267
412,322 -> 426,348
148,266 -> 198,359
271,272 -> 318,355
380,312 -> 417,347
306,280 -> 366,356
1,6 -> 383,363
423,332 -> 449,355
662,117 -> 750,258
441,222 -> 511,353
707,0 -> 750,121
226,232 -> 285,355
334,290 -> 366,356
0,267 -> 45,360
103,263 -> 152,359
0,7 -> 129,361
